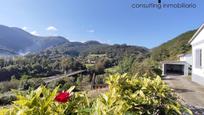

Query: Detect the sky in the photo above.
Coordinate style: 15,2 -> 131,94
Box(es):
0,0 -> 203,48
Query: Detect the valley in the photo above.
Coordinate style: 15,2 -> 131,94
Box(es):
0,0 -> 203,114
0,24 -> 197,114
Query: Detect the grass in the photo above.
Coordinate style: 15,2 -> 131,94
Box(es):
88,54 -> 106,57
105,66 -> 119,73
85,64 -> 94,68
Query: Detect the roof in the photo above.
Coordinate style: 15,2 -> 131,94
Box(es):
177,53 -> 192,58
188,23 -> 204,44
161,61 -> 188,64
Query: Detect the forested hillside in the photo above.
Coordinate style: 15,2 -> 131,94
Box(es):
43,42 -> 149,60
151,30 -> 196,61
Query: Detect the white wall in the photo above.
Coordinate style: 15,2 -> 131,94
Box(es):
191,28 -> 204,45
180,54 -> 192,65
190,26 -> 204,85
192,43 -> 204,78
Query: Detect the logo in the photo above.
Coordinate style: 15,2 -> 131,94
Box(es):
131,0 -> 197,9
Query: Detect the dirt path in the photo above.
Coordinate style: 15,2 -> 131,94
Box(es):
163,75 -> 204,107
42,70 -> 86,83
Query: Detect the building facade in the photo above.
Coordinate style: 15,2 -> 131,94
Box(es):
189,24 -> 204,85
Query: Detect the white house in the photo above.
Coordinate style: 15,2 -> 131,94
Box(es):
178,53 -> 192,65
189,23 -> 204,85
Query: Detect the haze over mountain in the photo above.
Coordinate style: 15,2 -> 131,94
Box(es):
0,24 -> 196,61
0,25 -> 69,55
0,25 -> 150,57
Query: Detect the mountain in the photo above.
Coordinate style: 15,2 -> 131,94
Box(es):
0,48 -> 17,56
41,40 -> 149,61
0,25 -> 148,59
0,25 -> 69,55
151,30 -> 197,61
84,40 -> 102,45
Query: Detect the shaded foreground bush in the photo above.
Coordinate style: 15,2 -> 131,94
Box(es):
0,74 -> 192,115
0,80 -> 20,93
0,94 -> 16,105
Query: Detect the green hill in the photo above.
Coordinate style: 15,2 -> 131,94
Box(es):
151,30 -> 197,61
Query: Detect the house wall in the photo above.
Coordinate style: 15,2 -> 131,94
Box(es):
191,40 -> 204,85
191,28 -> 204,45
180,54 -> 192,65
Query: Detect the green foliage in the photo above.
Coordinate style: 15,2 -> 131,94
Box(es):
0,76 -> 45,94
10,75 -> 17,81
0,86 -> 81,115
118,56 -> 135,73
0,74 -> 192,115
105,66 -> 120,74
0,80 -> 20,93
151,30 -> 196,61
20,75 -> 31,80
0,54 -> 85,81
0,94 -> 16,105
130,58 -> 162,77
19,78 -> 45,90
64,92 -> 92,115
60,57 -> 74,73
46,77 -> 78,91
93,73 -> 192,115
94,59 -> 106,74
48,42 -> 149,61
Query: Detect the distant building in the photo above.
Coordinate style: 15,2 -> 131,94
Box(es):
161,53 -> 192,77
189,23 -> 204,85
161,61 -> 190,76
178,53 -> 192,65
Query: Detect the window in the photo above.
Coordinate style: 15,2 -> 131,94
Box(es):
195,49 -> 202,68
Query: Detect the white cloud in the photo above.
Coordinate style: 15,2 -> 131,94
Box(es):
46,26 -> 57,31
22,27 -> 27,31
87,29 -> 95,33
30,31 -> 39,36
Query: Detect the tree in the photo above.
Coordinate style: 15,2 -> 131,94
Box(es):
0,58 -> 4,68
130,58 -> 162,77
118,56 -> 134,74
94,60 -> 105,74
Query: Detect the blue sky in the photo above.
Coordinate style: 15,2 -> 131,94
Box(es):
0,0 -> 203,48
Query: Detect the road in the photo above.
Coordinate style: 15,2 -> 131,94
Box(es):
163,75 -> 204,107
43,70 -> 86,83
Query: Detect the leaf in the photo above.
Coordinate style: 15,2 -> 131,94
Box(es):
43,85 -> 60,109
67,86 -> 75,93
170,104 -> 181,115
183,107 -> 193,115
34,85 -> 43,98
101,94 -> 108,103
13,99 -> 28,106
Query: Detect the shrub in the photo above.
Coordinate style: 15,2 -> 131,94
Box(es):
130,58 -> 162,77
0,86 -> 84,114
0,85 -> 91,115
0,94 -> 16,105
0,74 -> 192,115
47,78 -> 75,91
93,73 -> 192,115
19,78 -> 45,90
0,80 -> 20,93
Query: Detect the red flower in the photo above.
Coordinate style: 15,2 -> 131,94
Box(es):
54,91 -> 71,103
